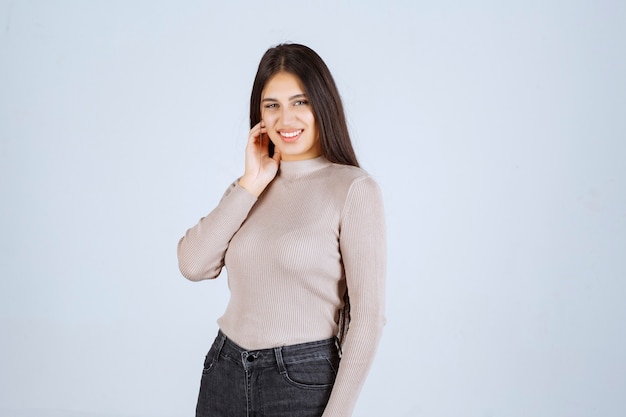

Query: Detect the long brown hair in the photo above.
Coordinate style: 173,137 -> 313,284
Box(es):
250,43 -> 360,167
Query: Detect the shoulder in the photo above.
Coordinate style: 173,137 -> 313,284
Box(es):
319,163 -> 383,206
325,164 -> 382,193
324,163 -> 376,185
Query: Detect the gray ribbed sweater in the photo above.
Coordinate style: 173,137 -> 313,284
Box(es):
177,156 -> 386,417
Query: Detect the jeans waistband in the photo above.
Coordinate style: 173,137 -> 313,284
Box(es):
215,330 -> 339,370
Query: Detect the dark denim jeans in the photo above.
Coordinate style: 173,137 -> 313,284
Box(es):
196,330 -> 340,417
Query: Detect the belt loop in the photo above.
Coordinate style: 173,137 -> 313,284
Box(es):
215,331 -> 226,360
273,346 -> 287,375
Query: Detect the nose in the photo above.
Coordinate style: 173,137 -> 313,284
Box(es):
280,106 -> 296,124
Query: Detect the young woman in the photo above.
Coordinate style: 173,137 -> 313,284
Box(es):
177,43 -> 386,417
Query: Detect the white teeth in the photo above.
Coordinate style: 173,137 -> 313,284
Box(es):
281,130 -> 302,138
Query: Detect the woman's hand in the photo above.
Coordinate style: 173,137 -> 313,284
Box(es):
238,121 -> 281,197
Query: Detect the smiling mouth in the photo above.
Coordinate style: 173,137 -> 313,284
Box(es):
279,130 -> 303,142
280,130 -> 302,138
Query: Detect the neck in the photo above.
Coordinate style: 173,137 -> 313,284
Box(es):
278,156 -> 331,178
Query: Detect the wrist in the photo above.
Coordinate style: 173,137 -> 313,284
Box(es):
238,176 -> 264,197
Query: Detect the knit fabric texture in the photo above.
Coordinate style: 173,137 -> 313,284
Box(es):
178,156 -> 386,417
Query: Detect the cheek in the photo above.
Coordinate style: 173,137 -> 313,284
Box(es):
264,125 -> 281,143
305,111 -> 317,129
309,118 -> 319,137
261,111 -> 277,124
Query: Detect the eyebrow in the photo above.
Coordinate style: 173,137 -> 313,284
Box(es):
261,93 -> 307,102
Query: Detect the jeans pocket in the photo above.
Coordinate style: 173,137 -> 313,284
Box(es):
201,336 -> 224,376
282,356 -> 338,389
201,351 -> 217,375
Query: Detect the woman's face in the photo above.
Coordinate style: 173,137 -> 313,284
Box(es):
260,72 -> 320,161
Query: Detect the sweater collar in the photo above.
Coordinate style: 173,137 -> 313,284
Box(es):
278,156 -> 332,178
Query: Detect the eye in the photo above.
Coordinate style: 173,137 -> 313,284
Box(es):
294,100 -> 309,106
264,103 -> 278,109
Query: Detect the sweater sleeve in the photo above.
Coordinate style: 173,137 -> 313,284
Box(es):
322,176 -> 387,417
177,182 -> 258,281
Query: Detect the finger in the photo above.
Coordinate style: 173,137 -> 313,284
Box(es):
259,134 -> 271,157
272,146 -> 282,162
248,130 -> 263,148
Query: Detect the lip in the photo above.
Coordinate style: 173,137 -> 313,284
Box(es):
279,129 -> 303,143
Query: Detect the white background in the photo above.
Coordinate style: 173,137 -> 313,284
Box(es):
1,1 -> 625,416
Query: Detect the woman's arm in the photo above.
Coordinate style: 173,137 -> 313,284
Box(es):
177,183 -> 257,281
323,175 -> 387,417
178,121 -> 280,281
